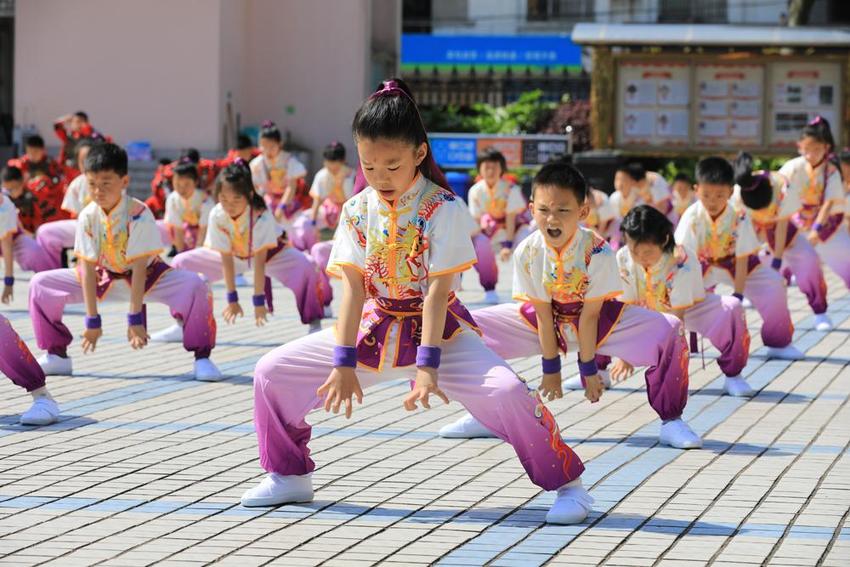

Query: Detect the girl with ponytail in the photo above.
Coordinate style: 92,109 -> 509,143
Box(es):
779,116 -> 850,293
151,158 -> 328,343
243,79 -> 593,527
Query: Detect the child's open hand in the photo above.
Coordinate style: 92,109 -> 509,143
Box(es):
584,374 -> 605,403
317,367 -> 363,419
254,305 -> 268,327
610,358 -> 635,382
404,367 -> 450,411
1,285 -> 12,304
222,302 -> 243,324
81,328 -> 102,354
807,229 -> 820,245
127,324 -> 149,350
539,372 -> 563,401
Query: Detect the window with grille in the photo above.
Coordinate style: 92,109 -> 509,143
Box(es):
527,0 -> 593,22
658,0 -> 727,23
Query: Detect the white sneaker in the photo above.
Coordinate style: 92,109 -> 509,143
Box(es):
20,397 -> 60,426
37,354 -> 72,376
308,320 -> 322,334
562,369 -> 611,390
659,419 -> 702,449
742,297 -> 753,309
150,323 -> 184,343
723,375 -> 755,397
234,273 -> 249,287
438,413 -> 497,439
813,314 -> 833,332
194,358 -> 224,381
765,345 -> 805,360
241,473 -> 314,507
483,290 -> 500,304
545,479 -> 594,524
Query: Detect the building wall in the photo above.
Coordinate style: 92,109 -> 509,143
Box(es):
14,0 -> 378,165
15,0 -> 221,149
240,0 -> 371,167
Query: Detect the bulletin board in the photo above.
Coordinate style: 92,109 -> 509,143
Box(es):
612,56 -> 846,154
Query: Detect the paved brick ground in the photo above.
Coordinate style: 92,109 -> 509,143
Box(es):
0,259 -> 848,566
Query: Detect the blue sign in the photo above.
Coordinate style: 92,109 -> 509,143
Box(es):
402,34 -> 581,68
429,136 -> 478,168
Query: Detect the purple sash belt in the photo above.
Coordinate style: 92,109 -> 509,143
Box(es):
80,256 -> 172,300
701,254 -> 761,277
792,210 -> 843,243
519,299 -> 625,353
356,293 -> 479,370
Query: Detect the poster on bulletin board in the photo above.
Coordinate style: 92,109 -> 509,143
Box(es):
695,64 -> 765,147
617,62 -> 690,147
768,61 -> 843,148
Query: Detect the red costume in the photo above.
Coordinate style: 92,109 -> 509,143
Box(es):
53,121 -> 108,179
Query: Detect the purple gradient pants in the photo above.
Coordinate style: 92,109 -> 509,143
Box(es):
0,314 -> 46,392
252,328 -> 584,491
473,303 -> 690,421
172,246 -> 325,324
705,265 -> 793,348
35,220 -> 76,269
682,294 -> 749,377
769,236 -> 828,315
28,267 -> 215,359
471,226 -> 532,292
3,234 -> 60,273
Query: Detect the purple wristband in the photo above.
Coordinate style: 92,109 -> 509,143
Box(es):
127,312 -> 144,326
84,315 -> 102,330
770,257 -> 782,270
252,294 -> 266,307
541,355 -> 561,374
416,345 -> 442,369
501,240 -> 513,249
3,276 -> 13,286
333,345 -> 357,368
732,292 -> 744,301
813,222 -> 824,232
226,290 -> 239,304
577,358 -> 598,377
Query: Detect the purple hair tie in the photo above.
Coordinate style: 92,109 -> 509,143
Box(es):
261,120 -> 275,129
741,172 -> 769,193
808,115 -> 824,126
333,345 -> 357,368
232,157 -> 247,168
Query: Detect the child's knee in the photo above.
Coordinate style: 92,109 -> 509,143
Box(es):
254,349 -> 293,385
490,371 -> 531,403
